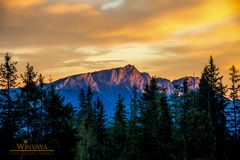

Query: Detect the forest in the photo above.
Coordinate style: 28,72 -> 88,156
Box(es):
0,53 -> 240,160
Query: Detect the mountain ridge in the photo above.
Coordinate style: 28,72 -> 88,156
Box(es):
52,64 -> 199,115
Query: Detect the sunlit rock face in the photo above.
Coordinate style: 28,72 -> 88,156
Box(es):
52,65 -> 200,116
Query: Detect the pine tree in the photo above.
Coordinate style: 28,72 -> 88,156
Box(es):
19,63 -> 39,140
182,77 -> 193,111
94,98 -> 107,160
75,87 -> 97,160
176,77 -> 193,138
229,65 -> 240,140
78,87 -> 95,129
36,73 -> 46,141
75,88 -> 90,160
139,77 -> 161,160
198,56 -> 227,159
172,76 -> 215,159
0,53 -> 19,158
44,84 -> 77,160
111,94 -> 127,159
125,85 -> 141,160
158,89 -> 173,159
86,87 -> 96,133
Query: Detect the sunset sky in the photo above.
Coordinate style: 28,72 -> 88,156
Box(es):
0,0 -> 240,84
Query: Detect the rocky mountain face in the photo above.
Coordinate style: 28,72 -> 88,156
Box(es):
172,76 -> 200,90
52,64 -> 199,115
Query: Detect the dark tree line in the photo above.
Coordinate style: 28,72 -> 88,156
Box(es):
0,53 -> 77,160
0,53 -> 240,160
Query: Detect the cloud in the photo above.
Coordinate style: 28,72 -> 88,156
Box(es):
173,16 -> 240,37
0,0 -> 46,9
73,47 -> 110,56
0,0 -> 240,82
101,0 -> 125,10
78,60 -> 125,69
0,0 -> 207,48
46,3 -> 98,15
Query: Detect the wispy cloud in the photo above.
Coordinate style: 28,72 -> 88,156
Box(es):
101,0 -> 125,10
46,3 -> 99,15
174,16 -> 240,37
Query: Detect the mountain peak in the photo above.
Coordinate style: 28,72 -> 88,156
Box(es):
123,64 -> 139,73
124,64 -> 136,70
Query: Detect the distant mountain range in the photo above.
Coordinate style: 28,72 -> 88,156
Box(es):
52,64 -> 200,115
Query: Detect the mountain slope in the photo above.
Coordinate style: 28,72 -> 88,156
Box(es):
172,76 -> 200,89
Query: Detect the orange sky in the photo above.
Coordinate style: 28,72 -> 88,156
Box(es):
0,0 -> 240,85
